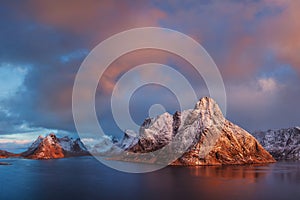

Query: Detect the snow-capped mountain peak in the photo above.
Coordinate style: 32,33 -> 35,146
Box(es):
116,97 -> 275,165
21,133 -> 88,159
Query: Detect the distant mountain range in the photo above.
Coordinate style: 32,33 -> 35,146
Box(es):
253,127 -> 300,160
0,97 -> 299,164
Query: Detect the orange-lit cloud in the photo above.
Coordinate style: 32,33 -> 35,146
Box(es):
24,0 -> 300,90
98,49 -> 173,93
154,0 -> 300,79
260,0 -> 300,72
25,0 -> 166,41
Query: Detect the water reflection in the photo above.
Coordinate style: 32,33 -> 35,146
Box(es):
269,161 -> 300,184
140,164 -> 273,200
187,165 -> 270,183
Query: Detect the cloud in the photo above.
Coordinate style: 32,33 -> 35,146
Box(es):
23,0 -> 166,41
0,0 -> 299,139
228,77 -> 282,108
0,0 -> 168,134
0,139 -> 32,145
154,0 -> 300,79
258,77 -> 278,93
98,49 -> 177,94
0,63 -> 28,100
260,0 -> 300,73
226,76 -> 299,131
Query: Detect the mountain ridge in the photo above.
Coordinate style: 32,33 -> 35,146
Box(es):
0,150 -> 19,159
253,127 -> 300,160
0,134 -> 89,160
21,133 -> 89,159
1,97 -> 298,163
116,97 -> 275,165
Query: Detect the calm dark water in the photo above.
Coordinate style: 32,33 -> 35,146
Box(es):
1,157 -> 300,200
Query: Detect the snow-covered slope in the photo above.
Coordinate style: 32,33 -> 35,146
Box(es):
253,127 -> 300,160
82,135 -> 122,156
118,129 -> 139,150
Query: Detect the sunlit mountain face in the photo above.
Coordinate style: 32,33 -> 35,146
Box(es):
1,1 -> 299,152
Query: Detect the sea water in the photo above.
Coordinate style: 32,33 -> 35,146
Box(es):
1,157 -> 300,200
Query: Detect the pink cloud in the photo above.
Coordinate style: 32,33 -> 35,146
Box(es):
260,1 -> 300,73
155,0 -> 300,79
0,139 -> 32,145
25,0 -> 166,42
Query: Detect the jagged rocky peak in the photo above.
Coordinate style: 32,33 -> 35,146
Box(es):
128,112 -> 175,153
21,133 -> 88,159
118,97 -> 275,165
253,127 -> 300,160
193,97 -> 225,128
121,97 -> 223,153
194,96 -> 223,117
22,133 -> 64,159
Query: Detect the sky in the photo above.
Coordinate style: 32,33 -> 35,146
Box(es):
0,0 -> 299,149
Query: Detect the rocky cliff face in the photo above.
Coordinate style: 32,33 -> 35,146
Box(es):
253,127 -> 300,160
119,97 -> 275,165
21,133 -> 89,159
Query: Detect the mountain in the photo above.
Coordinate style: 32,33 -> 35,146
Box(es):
0,150 -> 18,159
252,127 -> 300,160
21,133 -> 89,159
118,97 -> 275,165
